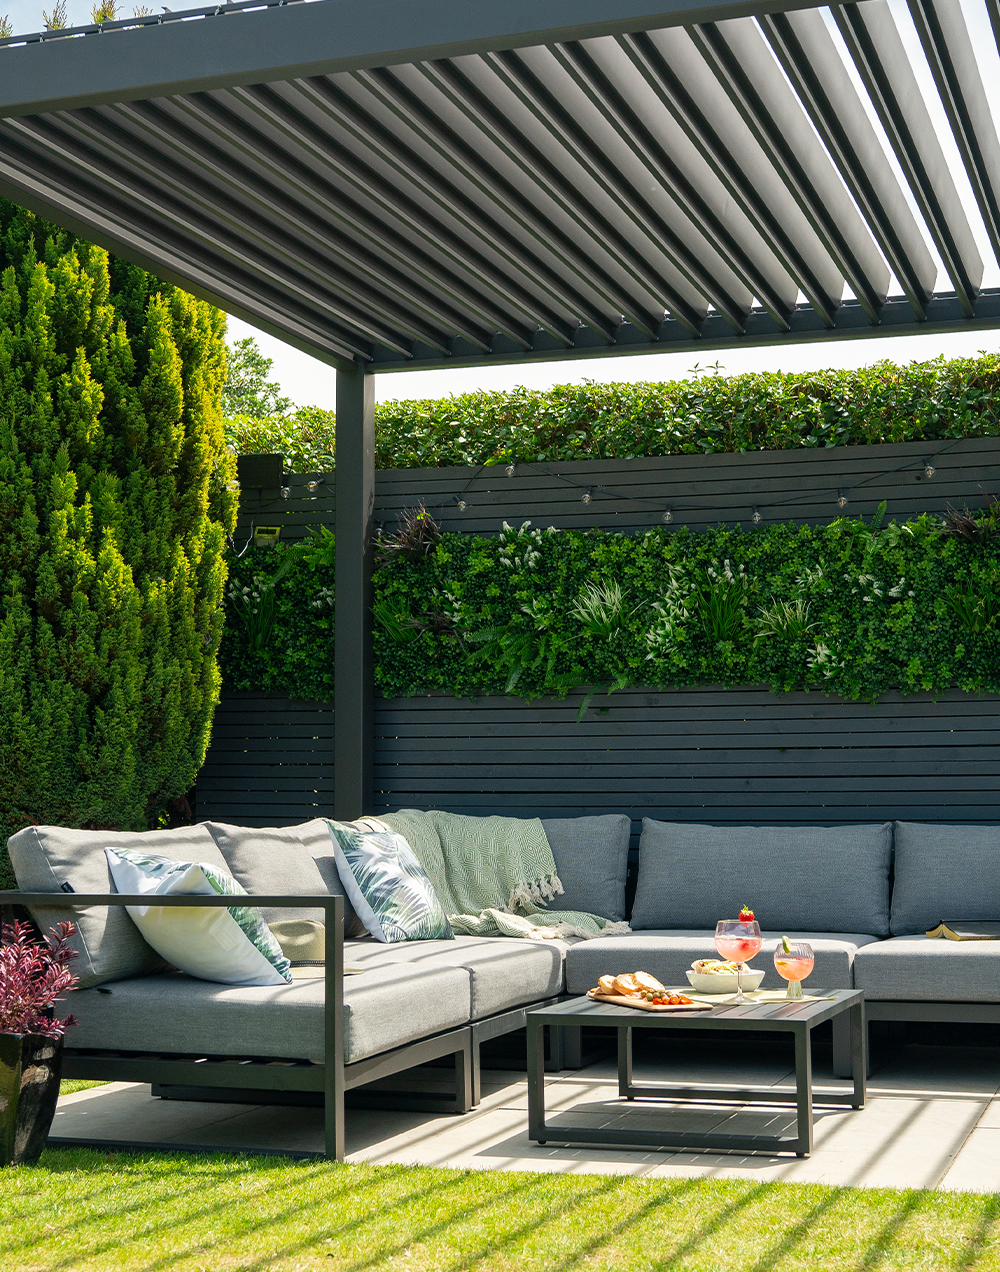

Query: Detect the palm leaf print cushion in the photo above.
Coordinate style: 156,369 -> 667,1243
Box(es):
326,820 -> 453,942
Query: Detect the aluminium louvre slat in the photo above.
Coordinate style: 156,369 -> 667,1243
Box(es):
906,0 -> 1000,268
618,27 -> 840,327
342,63 -> 657,343
43,109 -> 452,360
217,83 -> 566,350
500,42 -> 752,333
832,0 -> 983,316
168,97 -> 541,353
2,113 -> 387,357
211,86 -> 567,351
294,75 -> 631,346
544,41 -> 788,333
688,16 -> 890,323
557,36 -> 795,329
275,72 -> 618,346
468,47 -> 737,334
409,54 -> 700,338
109,102 -> 503,356
0,123 -> 366,366
758,7 -> 936,318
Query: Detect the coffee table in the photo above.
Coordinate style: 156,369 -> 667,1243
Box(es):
526,990 -> 866,1158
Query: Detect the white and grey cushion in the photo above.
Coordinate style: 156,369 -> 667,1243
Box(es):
341,934 -> 566,1019
66,962 -> 472,1064
542,815 -> 631,921
204,822 -> 331,926
564,930 -> 881,994
105,848 -> 291,987
631,820 -> 892,936
854,935 -> 1000,1001
7,824 -> 229,987
890,822 -> 1000,936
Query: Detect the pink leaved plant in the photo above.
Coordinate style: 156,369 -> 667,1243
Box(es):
0,920 -> 79,1039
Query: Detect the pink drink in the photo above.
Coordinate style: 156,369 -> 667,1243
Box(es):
715,934 -> 762,964
774,955 -> 815,983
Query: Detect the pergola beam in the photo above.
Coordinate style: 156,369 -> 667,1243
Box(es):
0,0 -> 864,118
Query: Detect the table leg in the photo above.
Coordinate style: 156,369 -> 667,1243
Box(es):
793,1026 -> 814,1158
618,1026 -> 634,1099
851,999 -> 867,1109
527,1015 -> 547,1144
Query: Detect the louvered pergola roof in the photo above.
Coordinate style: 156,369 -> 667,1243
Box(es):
1,0 -> 999,373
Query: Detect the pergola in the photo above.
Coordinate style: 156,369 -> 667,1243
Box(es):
2,0 -> 999,819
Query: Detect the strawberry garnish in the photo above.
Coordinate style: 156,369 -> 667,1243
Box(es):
739,905 -> 755,923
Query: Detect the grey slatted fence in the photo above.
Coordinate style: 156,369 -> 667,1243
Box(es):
201,439 -> 1000,833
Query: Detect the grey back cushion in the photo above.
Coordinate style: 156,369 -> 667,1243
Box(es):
206,819 -> 366,938
204,822 -> 332,926
541,815 -> 631,921
891,822 -> 1000,935
7,823 -> 229,987
631,820 -> 892,936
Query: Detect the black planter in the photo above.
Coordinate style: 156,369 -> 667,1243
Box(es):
0,1033 -> 64,1166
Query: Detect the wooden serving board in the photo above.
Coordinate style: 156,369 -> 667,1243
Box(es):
587,992 -> 715,1013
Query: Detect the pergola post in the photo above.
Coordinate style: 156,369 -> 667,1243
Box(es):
334,360 -> 375,821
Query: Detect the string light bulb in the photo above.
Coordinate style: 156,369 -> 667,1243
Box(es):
306,477 -> 324,492
456,496 -> 467,511
924,461 -> 936,478
752,507 -> 762,525
837,490 -> 848,508
505,463 -> 516,477
280,486 -> 291,500
582,489 -> 593,504
663,509 -> 673,524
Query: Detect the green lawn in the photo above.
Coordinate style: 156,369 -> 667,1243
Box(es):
58,1081 -> 109,1097
0,1151 -> 998,1272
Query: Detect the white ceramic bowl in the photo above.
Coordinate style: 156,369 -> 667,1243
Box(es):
686,968 -> 765,994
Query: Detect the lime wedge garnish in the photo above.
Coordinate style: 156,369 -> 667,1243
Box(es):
781,935 -> 793,954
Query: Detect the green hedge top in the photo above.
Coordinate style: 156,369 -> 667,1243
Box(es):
225,355 -> 1000,472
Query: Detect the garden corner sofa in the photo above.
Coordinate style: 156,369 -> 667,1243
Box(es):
4,814 -> 999,1160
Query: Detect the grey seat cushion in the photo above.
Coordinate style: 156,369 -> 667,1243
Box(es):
564,930 -> 881,994
7,824 -> 230,987
853,936 -> 1000,1001
631,820 -> 892,936
891,822 -> 1000,935
204,822 -> 332,926
343,935 -> 566,1019
67,962 -> 472,1064
542,815 -> 631,921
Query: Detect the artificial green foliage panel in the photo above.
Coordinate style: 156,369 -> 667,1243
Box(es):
225,357 -> 1000,472
218,530 -> 335,700
0,201 -> 237,880
372,513 -> 995,704
226,510 -> 999,706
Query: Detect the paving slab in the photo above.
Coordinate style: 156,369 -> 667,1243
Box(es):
49,1043 -> 1000,1190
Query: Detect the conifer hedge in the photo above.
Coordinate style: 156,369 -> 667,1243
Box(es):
0,201 -> 237,886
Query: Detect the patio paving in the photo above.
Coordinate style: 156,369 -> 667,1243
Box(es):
51,1037 -> 1000,1191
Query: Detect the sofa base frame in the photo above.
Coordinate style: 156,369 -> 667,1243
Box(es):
53,994 -> 569,1158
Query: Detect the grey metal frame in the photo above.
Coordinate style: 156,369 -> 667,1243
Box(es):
527,992 -> 866,1158
2,889 -> 564,1160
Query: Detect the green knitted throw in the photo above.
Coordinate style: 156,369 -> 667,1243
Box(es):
372,810 -> 630,940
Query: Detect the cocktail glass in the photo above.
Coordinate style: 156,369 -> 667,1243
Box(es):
773,940 -> 815,999
714,918 -> 763,1004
